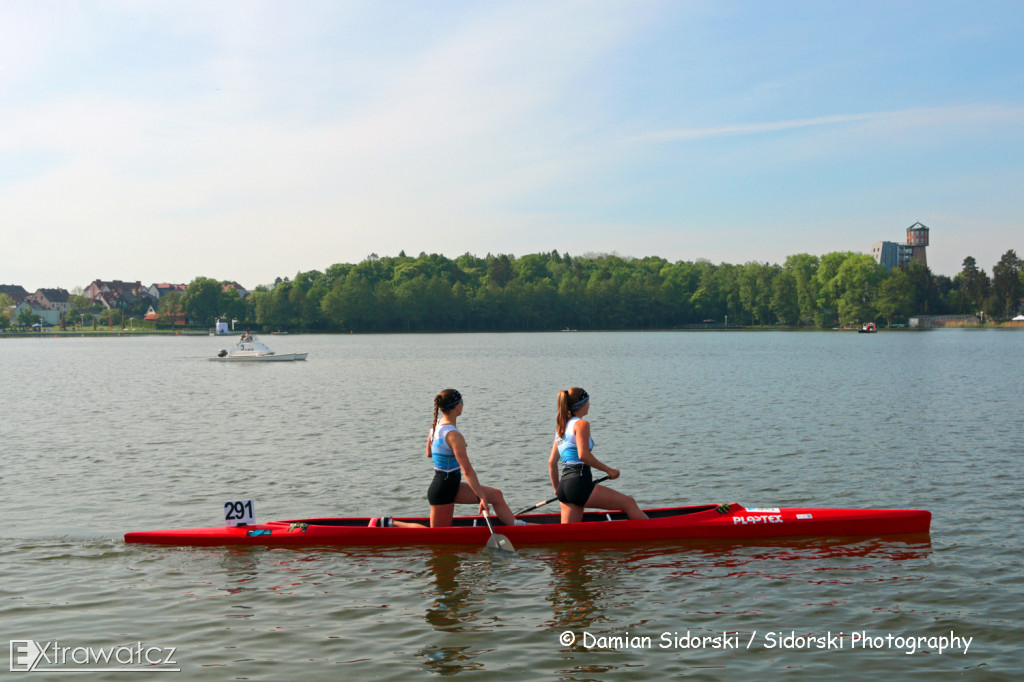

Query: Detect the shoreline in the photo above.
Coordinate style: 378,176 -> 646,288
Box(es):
2,324 -> 1020,339
0,330 -> 211,338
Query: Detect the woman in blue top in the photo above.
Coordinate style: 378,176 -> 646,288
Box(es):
425,388 -> 518,528
547,387 -> 648,524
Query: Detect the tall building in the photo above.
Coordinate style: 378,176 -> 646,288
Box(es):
872,222 -> 930,270
905,221 -> 929,268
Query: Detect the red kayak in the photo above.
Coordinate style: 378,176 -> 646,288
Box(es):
124,504 -> 930,547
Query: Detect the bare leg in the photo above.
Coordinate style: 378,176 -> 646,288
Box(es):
585,485 -> 648,520
480,486 -> 516,526
561,501 -> 584,524
451,482 -> 516,526
430,503 -> 456,527
432,482 -> 490,526
391,519 -> 425,528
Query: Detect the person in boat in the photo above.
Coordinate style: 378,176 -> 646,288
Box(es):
383,388 -> 520,528
548,387 -> 649,523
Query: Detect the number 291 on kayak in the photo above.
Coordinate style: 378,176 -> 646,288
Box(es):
224,499 -> 256,526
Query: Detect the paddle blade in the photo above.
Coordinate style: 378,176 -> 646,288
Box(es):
485,532 -> 516,554
480,508 -> 516,554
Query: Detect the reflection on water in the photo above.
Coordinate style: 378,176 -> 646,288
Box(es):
215,546 -> 263,597
415,645 -> 485,676
545,549 -> 602,634
415,547 -> 509,675
421,548 -> 482,631
620,535 -> 934,583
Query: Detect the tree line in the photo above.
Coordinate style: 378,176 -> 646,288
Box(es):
156,249 -> 1023,332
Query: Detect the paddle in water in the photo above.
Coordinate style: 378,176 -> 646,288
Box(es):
481,508 -> 516,554
512,475 -> 610,516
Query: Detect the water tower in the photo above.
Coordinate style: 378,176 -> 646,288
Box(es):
905,222 -> 929,268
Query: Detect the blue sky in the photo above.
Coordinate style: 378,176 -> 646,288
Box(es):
2,1 -> 1022,291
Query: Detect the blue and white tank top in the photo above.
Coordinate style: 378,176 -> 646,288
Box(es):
556,417 -> 595,467
430,423 -> 461,472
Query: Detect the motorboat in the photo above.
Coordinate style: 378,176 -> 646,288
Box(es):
858,323 -> 877,334
211,335 -> 308,362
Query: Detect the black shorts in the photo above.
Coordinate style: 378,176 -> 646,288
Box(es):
428,469 -> 464,506
557,465 -> 595,507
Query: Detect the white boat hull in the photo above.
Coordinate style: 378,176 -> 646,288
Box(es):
209,353 -> 307,362
211,337 -> 308,362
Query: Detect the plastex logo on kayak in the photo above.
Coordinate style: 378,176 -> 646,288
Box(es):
9,639 -> 179,673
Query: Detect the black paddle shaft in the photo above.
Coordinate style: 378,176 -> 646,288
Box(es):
513,475 -> 610,516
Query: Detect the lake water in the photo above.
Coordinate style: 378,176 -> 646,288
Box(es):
1,331 -> 1021,679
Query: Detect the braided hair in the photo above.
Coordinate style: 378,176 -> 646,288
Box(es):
430,388 -> 463,441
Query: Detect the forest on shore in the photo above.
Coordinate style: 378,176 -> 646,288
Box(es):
168,249 -> 1023,333
9,249 -> 1020,333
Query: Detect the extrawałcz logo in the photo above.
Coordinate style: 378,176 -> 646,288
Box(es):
10,640 -> 178,673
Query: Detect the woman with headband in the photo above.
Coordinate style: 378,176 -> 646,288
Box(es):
422,388 -> 520,528
548,387 -> 648,523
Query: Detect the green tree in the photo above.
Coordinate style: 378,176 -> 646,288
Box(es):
424,275 -> 455,330
181,277 -> 223,326
219,288 -> 247,326
784,254 -> 820,324
902,261 -> 943,316
17,306 -> 40,328
68,294 -> 91,311
471,282 -> 504,330
585,271 -> 618,328
557,273 -> 587,329
690,262 -> 730,323
952,256 -> 990,313
515,253 -> 549,283
833,255 -> 885,324
486,254 -> 515,287
738,262 -> 776,325
991,249 -> 1022,319
876,268 -> 914,326
157,291 -> 184,324
450,281 -> 470,331
0,293 -> 13,328
394,275 -> 429,330
454,253 -> 487,282
322,273 -> 374,331
100,308 -> 123,326
815,252 -> 858,326
271,281 -> 298,329
770,270 -> 800,325
286,271 -> 328,330
249,289 -> 276,329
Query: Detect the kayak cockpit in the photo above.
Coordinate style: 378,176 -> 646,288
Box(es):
285,504 -> 722,528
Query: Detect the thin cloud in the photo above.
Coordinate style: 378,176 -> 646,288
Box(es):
623,104 -> 1024,144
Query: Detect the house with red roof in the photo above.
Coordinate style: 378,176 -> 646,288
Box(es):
0,284 -> 30,304
84,280 -> 152,309
147,283 -> 188,299
222,282 -> 249,298
27,288 -> 72,315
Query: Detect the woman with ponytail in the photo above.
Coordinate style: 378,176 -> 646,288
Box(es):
547,387 -> 648,524
423,388 -> 519,528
